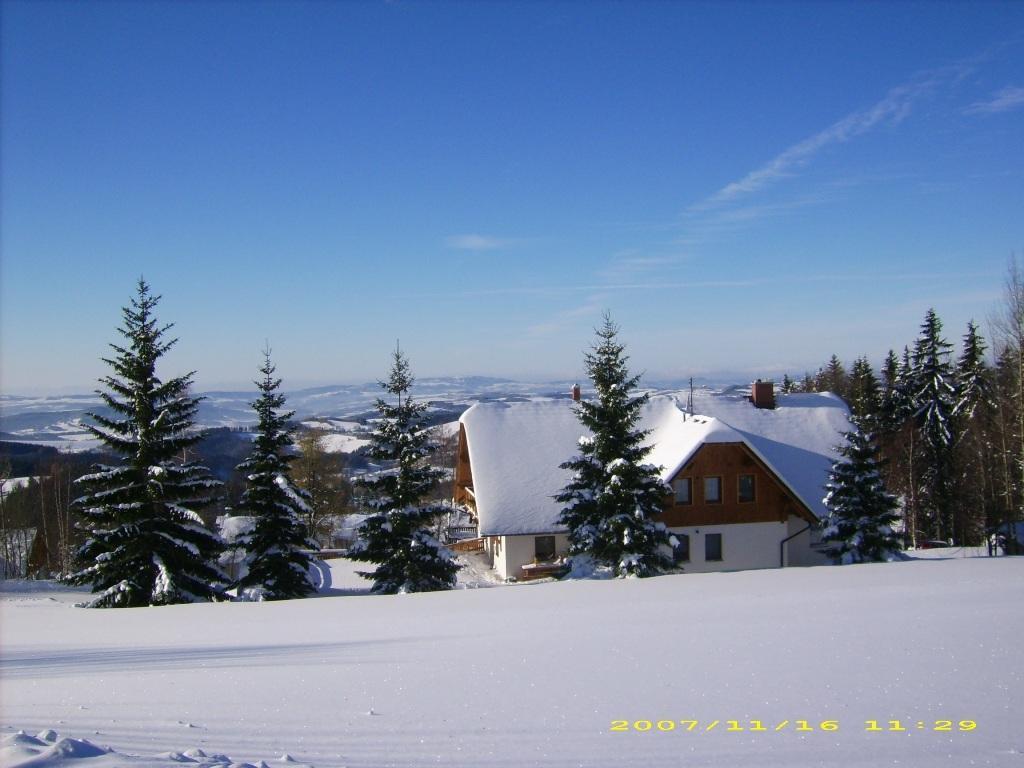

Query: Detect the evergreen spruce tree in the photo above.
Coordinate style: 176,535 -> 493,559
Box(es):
349,347 -> 460,593
781,373 -> 796,394
911,308 -> 958,541
847,356 -> 882,430
557,315 -> 672,577
817,354 -> 848,398
895,346 -> 917,423
822,428 -> 902,563
992,345 -> 1022,535
878,349 -> 903,435
233,349 -> 317,600
954,321 -> 993,422
951,321 -> 994,544
67,280 -> 225,607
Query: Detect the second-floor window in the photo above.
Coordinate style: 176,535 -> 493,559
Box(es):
704,476 -> 722,503
738,474 -> 756,503
674,477 -> 692,504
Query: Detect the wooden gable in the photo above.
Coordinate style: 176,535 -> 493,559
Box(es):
453,423 -> 476,510
656,441 -> 816,527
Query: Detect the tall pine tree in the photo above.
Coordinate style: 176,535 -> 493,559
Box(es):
557,315 -> 671,577
878,349 -> 903,435
233,349 -> 318,601
349,346 -> 460,594
822,428 -> 902,563
67,279 -> 225,607
816,354 -> 849,399
911,308 -> 958,541
952,321 -> 993,545
847,356 -> 882,429
954,321 -> 992,422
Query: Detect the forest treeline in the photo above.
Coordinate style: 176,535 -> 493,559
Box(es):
780,262 -> 1024,546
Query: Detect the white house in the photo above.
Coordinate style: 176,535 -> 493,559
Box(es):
454,384 -> 851,580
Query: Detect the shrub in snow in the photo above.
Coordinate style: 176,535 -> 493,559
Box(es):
67,279 -> 226,607
822,427 -> 902,564
557,314 -> 672,577
232,350 -> 318,600
349,347 -> 460,594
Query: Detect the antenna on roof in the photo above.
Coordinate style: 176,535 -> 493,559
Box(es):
687,377 -> 694,418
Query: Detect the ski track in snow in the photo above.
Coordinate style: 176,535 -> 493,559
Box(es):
1,555 -> 1023,767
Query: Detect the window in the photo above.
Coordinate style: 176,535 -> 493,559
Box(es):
704,476 -> 722,503
535,535 -> 556,562
705,533 -> 723,561
672,534 -> 690,563
673,477 -> 692,505
738,474 -> 756,503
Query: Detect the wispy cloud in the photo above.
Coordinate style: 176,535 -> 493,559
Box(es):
527,294 -> 608,337
689,62 -> 976,214
444,233 -> 507,251
427,270 -> 996,301
964,85 -> 1024,115
598,252 -> 690,282
677,193 -> 833,246
696,88 -> 921,210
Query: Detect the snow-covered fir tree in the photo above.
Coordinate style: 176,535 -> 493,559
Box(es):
911,308 -> 958,541
67,279 -> 225,607
847,356 -> 882,430
952,321 -> 994,544
954,320 -> 993,422
233,349 -> 318,601
557,315 -> 672,577
816,354 -> 848,399
822,428 -> 902,564
349,347 -> 460,594
878,349 -> 904,435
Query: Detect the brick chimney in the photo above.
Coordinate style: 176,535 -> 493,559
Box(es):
751,379 -> 775,409
571,383 -> 581,402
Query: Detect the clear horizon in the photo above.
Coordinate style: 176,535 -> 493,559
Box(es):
2,2 -> 1022,395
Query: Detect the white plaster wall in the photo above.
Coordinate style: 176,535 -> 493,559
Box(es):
785,517 -> 833,567
666,521 -> 788,573
494,534 -> 570,580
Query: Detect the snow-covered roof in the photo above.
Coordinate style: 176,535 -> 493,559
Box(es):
459,389 -> 851,536
680,390 -> 851,522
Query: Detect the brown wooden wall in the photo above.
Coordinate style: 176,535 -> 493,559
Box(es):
453,423 -> 476,510
655,442 -> 812,527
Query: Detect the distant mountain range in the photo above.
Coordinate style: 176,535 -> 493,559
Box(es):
0,377 -> 572,451
0,375 -> 738,452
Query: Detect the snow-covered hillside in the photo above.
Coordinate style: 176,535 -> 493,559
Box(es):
0,378 -> 565,449
2,555 -> 1021,767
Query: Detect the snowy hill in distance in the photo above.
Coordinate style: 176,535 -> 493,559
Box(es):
1,376 -> 742,453
0,377 -> 582,451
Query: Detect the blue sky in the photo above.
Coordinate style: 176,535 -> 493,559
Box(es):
2,1 -> 1023,394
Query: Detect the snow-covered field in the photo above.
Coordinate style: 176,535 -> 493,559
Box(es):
2,555 -> 1022,767
317,434 -> 372,454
